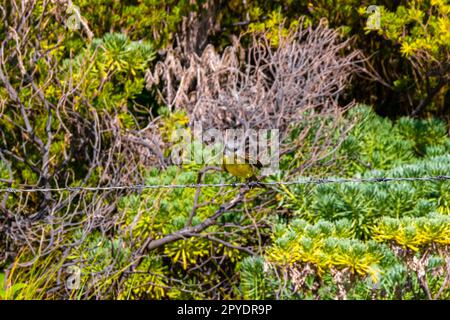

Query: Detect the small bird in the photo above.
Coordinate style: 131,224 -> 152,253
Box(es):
222,148 -> 263,181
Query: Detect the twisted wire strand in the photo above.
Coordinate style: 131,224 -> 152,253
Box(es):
1,175 -> 449,193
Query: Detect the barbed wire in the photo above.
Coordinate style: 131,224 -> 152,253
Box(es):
1,175 -> 449,193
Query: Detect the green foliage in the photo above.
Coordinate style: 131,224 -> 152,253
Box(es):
0,273 -> 27,300
239,106 -> 450,299
62,33 -> 155,117
337,106 -> 416,174
396,117 -> 449,156
114,166 -> 252,298
375,0 -> 450,114
267,218 -> 383,279
378,1 -> 450,59
338,105 -> 449,174
75,0 -> 203,48
68,0 -> 450,116
241,214 -> 450,299
372,214 -> 450,250
277,106 -> 450,238
2,0 -> 450,301
119,255 -> 168,300
1,251 -> 65,300
238,257 -> 275,300
241,1 -> 449,115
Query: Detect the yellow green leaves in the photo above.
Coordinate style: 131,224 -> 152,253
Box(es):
377,1 -> 450,58
333,241 -> 383,279
117,113 -> 136,130
372,214 -> 450,250
400,41 -> 416,57
159,110 -> 190,144
248,10 -> 292,47
238,257 -> 271,300
119,256 -> 168,300
277,106 -> 450,240
266,219 -> 383,280
165,238 -> 210,270
62,33 -> 155,114
264,211 -> 450,295
0,273 -> 27,300
119,166 -> 241,272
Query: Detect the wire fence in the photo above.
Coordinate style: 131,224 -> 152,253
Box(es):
1,175 -> 449,193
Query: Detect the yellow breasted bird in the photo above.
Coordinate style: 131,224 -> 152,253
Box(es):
222,149 -> 263,181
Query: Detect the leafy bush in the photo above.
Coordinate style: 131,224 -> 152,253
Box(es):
1,0 -> 449,301
238,106 -> 450,300
64,0 -> 449,116
277,106 -> 450,236
377,0 -> 450,115
74,0 -> 203,48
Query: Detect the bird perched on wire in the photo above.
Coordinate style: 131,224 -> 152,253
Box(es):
222,147 -> 263,182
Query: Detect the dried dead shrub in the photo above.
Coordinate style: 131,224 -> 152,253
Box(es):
146,19 -> 368,174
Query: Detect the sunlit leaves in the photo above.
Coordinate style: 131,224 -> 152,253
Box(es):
372,214 -> 450,250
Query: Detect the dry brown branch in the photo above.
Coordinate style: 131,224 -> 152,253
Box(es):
146,187 -> 247,251
146,18 -> 366,174
0,0 -> 163,268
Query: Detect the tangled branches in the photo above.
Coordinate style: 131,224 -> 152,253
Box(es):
0,0 -> 160,265
146,19 -> 368,173
0,2 -> 373,299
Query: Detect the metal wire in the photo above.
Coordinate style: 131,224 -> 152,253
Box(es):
1,175 -> 449,193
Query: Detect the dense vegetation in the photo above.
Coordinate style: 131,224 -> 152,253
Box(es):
0,0 -> 449,299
